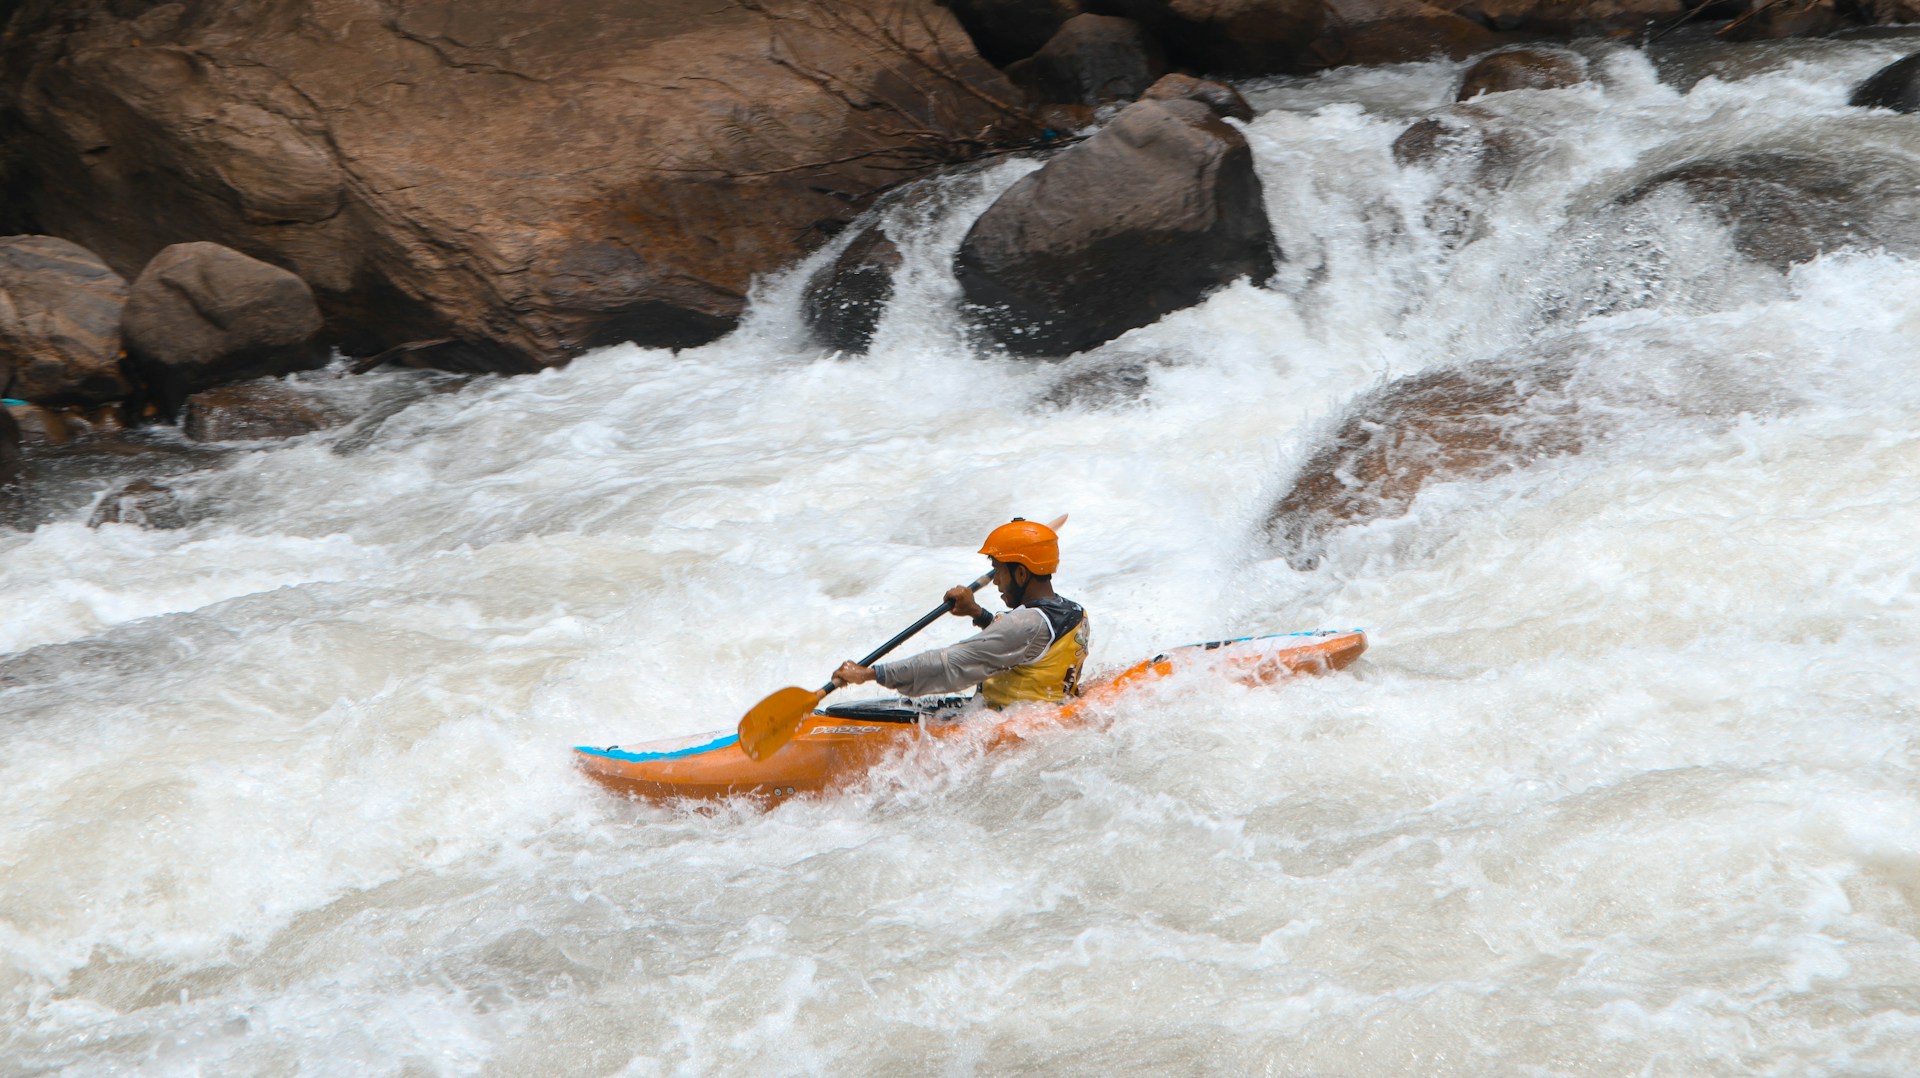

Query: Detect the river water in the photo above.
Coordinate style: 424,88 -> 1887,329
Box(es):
7,35 -> 1920,1077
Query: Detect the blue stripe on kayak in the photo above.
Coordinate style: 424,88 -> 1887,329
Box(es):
574,733 -> 738,763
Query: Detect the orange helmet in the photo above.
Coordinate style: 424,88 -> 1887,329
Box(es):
980,518 -> 1060,575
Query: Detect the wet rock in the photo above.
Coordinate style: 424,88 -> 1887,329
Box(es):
120,243 -> 327,417
1392,105 -> 1530,184
955,98 -> 1276,356
1007,15 -> 1165,106
1037,360 -> 1152,410
0,235 -> 131,406
4,402 -> 125,447
180,382 -> 341,442
1851,52 -> 1920,112
1266,359 -> 1583,568
1619,151 -> 1920,270
0,407 -> 22,496
802,225 -> 904,354
1720,0 -> 1846,40
1141,73 -> 1254,123
936,0 -> 1085,65
0,0 -> 1034,368
88,477 -> 190,529
1456,48 -> 1586,100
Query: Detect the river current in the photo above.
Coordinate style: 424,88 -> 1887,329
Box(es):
7,36 -> 1920,1077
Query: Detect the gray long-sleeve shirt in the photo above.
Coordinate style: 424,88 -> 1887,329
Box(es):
872,607 -> 1059,697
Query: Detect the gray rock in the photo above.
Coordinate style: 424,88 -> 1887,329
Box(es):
0,235 -> 131,406
802,225 -> 903,354
955,98 -> 1276,356
1141,73 -> 1253,123
121,242 -> 326,417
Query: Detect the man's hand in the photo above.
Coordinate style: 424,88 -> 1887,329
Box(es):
833,661 -> 877,687
946,585 -> 984,621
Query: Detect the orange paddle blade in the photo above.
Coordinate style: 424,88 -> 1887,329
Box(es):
738,685 -> 828,761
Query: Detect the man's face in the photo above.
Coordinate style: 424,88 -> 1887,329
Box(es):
992,561 -> 1022,607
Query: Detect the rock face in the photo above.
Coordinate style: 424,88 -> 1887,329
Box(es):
0,235 -> 131,405
1007,15 -> 1165,105
803,225 -> 904,354
1266,359 -> 1582,567
0,0 -> 1033,369
1141,73 -> 1255,122
1620,152 -> 1920,270
181,381 -> 341,442
955,98 -> 1276,355
1851,52 -> 1920,112
1455,48 -> 1585,100
121,243 -> 328,416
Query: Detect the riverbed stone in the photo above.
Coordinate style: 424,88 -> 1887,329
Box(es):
0,236 -> 131,406
180,381 -> 341,442
1266,359 -> 1582,568
1851,52 -> 1920,112
1456,48 -> 1586,100
88,477 -> 189,529
120,243 -> 328,417
1006,14 -> 1164,106
802,225 -> 904,354
955,98 -> 1276,356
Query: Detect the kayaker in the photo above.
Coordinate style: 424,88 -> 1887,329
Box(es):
832,518 -> 1090,708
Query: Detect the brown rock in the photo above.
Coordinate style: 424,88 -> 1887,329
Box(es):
1266,359 -> 1583,567
1141,73 -> 1254,123
88,478 -> 190,529
3,402 -> 123,447
1007,14 -> 1165,106
955,98 -> 1276,356
180,382 -> 341,442
1392,105 -> 1530,184
0,0 -> 1035,369
1456,48 -> 1586,100
120,242 -> 328,417
802,225 -> 904,354
0,235 -> 131,406
1719,0 -> 1845,40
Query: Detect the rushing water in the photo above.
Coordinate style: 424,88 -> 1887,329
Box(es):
8,34 -> 1920,1077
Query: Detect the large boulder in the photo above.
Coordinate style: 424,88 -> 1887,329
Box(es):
802,224 -> 904,354
120,242 -> 328,416
1851,52 -> 1920,112
0,235 -> 131,405
0,0 -> 1034,369
955,98 -> 1276,355
1006,14 -> 1165,106
1266,359 -> 1582,567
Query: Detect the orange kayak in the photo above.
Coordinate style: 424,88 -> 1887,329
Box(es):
574,629 -> 1366,805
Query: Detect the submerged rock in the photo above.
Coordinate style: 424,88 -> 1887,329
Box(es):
88,477 -> 190,529
0,236 -> 131,406
120,243 -> 327,417
1007,15 -> 1164,106
955,98 -> 1276,356
0,0 -> 1033,368
1619,151 -> 1920,270
180,382 -> 341,442
802,225 -> 904,354
1851,52 -> 1920,112
1267,359 -> 1584,567
1455,48 -> 1586,100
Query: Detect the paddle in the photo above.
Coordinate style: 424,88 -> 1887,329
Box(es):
737,514 -> 1067,761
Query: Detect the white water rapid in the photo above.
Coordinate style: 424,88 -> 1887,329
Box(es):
8,35 -> 1920,1076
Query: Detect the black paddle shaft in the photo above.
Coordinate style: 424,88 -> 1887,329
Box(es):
817,570 -> 994,693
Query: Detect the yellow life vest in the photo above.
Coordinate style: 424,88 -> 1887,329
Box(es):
981,614 -> 1090,709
